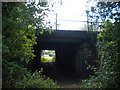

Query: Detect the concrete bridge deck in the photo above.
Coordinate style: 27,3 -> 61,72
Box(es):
28,30 -> 98,77
37,30 -> 97,43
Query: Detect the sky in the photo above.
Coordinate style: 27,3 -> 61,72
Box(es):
47,0 -> 89,30
39,0 -> 97,30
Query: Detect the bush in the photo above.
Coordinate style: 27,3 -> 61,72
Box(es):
2,60 -> 31,88
80,21 -> 120,88
2,61 -> 59,88
80,71 -> 118,88
14,71 -> 59,88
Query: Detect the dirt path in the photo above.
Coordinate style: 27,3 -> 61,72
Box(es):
56,75 -> 81,88
42,62 -> 82,88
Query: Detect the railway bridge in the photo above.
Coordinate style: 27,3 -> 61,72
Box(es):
28,30 -> 98,76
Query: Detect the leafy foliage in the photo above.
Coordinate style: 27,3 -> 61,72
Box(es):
80,71 -> 118,88
81,21 -> 120,88
81,1 -> 120,88
2,2 -> 59,88
14,71 -> 59,88
86,2 -> 120,31
2,2 -> 51,63
3,61 -> 59,88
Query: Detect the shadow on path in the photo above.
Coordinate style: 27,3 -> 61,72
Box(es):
41,62 -> 82,88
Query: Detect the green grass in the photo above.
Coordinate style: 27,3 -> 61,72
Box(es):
41,55 -> 55,63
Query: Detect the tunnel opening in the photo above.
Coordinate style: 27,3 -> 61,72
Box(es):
40,50 -> 56,78
33,30 -> 97,87
41,50 -> 56,63
40,49 -> 81,82
40,49 -> 82,88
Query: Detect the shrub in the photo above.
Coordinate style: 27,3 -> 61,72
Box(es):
80,71 -> 118,88
80,21 -> 120,88
2,61 -> 59,88
14,71 -> 59,88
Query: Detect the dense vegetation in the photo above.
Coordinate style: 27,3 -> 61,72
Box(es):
2,1 -> 120,89
2,2 -> 59,88
81,2 -> 120,88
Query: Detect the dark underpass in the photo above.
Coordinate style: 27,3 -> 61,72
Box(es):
28,30 -> 98,88
41,62 -> 81,88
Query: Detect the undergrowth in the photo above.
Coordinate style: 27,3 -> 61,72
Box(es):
3,60 -> 59,88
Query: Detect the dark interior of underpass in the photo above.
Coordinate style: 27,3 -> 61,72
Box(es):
39,49 -> 83,88
40,59 -> 82,88
27,31 -> 97,88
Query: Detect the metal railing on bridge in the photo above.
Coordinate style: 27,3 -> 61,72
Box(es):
46,13 -> 102,31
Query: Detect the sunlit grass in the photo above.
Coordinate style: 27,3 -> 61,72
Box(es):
41,55 -> 55,63
41,50 -> 56,63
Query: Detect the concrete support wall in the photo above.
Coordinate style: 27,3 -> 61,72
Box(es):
75,43 -> 96,77
28,30 -> 97,76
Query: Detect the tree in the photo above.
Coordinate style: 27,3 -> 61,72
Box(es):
81,1 -> 120,88
86,2 -> 120,31
2,2 -> 51,63
2,2 -> 59,88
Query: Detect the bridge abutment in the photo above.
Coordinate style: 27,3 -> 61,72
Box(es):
28,30 -> 98,77
75,43 -> 96,77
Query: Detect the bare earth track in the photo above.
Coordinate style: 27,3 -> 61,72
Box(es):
42,63 -> 82,88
